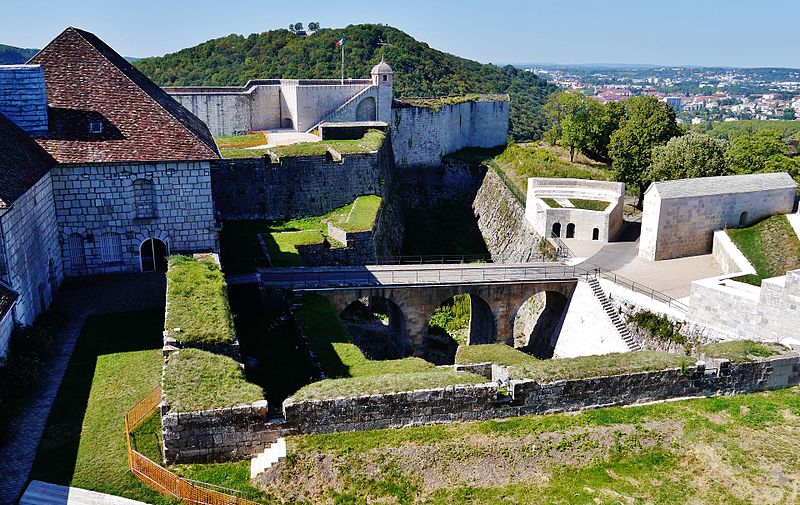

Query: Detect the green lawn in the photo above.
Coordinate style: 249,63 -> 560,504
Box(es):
455,343 -> 537,366
165,255 -> 235,346
163,348 -> 264,412
727,215 -> 800,285
29,310 -> 177,504
328,195 -> 382,233
270,129 -> 385,157
219,148 -> 270,159
263,230 -> 325,267
215,132 -> 267,149
697,340 -> 786,363
540,197 -> 609,211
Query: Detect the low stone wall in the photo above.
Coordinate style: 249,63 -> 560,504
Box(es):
473,169 -> 543,261
282,353 -> 800,435
712,230 -> 755,276
161,401 -> 285,463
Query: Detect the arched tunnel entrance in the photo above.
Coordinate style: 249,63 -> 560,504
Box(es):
513,291 -> 570,358
424,293 -> 496,364
340,296 -> 411,359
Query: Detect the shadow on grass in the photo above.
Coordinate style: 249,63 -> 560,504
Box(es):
28,309 -> 171,503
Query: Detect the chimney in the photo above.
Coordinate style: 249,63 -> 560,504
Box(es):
0,64 -> 49,137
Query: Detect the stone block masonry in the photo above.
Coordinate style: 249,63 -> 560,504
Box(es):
283,352 -> 800,435
51,161 -> 217,276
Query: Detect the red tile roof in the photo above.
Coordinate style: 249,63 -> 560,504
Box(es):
30,27 -> 219,164
0,112 -> 55,208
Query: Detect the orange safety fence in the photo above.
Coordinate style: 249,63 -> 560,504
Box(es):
125,387 -> 262,505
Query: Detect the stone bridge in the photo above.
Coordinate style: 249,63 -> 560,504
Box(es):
259,263 -> 581,352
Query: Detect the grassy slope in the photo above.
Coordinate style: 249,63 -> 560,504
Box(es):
165,256 -> 235,345
215,132 -> 267,149
29,310 -> 175,504
272,386 -> 800,503
329,194 -> 382,233
163,349 -> 264,412
727,215 -> 800,285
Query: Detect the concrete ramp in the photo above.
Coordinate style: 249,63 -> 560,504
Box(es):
19,481 -> 148,505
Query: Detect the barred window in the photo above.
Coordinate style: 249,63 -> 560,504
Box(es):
133,178 -> 155,218
98,232 -> 122,264
67,233 -> 85,268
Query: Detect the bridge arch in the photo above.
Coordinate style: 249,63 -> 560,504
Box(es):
512,290 -> 570,358
338,295 -> 410,359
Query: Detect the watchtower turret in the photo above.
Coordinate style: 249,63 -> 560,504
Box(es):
371,57 -> 393,123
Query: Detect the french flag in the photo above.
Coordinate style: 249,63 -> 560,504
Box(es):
335,37 -> 344,47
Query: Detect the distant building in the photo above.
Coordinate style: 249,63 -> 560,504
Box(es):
664,96 -> 682,112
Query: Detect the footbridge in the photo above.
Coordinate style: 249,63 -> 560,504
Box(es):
258,263 -> 583,350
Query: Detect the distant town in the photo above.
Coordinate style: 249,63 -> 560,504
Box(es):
526,64 -> 800,124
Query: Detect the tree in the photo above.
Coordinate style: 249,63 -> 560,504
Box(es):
544,91 -> 593,162
608,96 -> 683,205
782,107 -> 796,120
293,22 -> 304,31
649,134 -> 731,182
308,22 -> 320,31
583,100 -> 624,163
725,130 -> 799,178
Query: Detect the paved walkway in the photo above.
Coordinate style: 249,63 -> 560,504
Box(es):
19,480 -> 147,505
245,129 -> 319,149
0,274 -> 165,505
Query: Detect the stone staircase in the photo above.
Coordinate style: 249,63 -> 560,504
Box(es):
20,480 -> 147,505
250,437 -> 287,478
587,278 -> 641,351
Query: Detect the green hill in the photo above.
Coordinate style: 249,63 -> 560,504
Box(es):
134,24 -> 557,141
0,44 -> 39,64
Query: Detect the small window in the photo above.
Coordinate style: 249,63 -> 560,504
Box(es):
133,179 -> 156,218
382,74 -> 387,82
89,120 -> 103,134
98,232 -> 122,264
739,211 -> 749,227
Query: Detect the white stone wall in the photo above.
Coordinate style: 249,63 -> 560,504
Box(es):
51,161 -> 217,276
712,230 -> 755,276
524,178 -> 625,241
391,100 -> 510,167
0,172 -> 62,326
292,83 -> 374,131
639,185 -> 796,261
170,92 -> 252,137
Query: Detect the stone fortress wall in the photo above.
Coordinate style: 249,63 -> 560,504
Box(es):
52,162 -> 218,276
639,172 -> 797,261
524,178 -> 625,242
390,98 -> 510,168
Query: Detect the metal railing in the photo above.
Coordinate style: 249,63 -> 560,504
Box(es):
549,233 -> 574,260
260,263 -> 586,290
125,388 -> 262,505
488,160 -> 527,205
373,253 -> 557,265
583,265 -> 690,313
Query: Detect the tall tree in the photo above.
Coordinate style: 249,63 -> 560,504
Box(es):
726,130 -> 799,177
544,91 -> 593,162
583,100 -> 624,163
649,134 -> 731,182
609,96 -> 683,205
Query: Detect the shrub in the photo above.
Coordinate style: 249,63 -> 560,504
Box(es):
165,255 -> 235,345
427,294 -> 470,346
626,310 -> 686,346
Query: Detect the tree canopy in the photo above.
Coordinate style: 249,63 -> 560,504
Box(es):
544,91 -> 623,163
134,24 -> 557,141
608,96 -> 683,203
649,134 -> 731,182
726,130 -> 800,178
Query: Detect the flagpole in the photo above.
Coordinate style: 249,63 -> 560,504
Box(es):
341,42 -> 344,84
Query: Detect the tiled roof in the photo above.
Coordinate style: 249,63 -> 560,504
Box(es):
0,112 -> 55,208
30,27 -> 219,164
651,172 -> 797,199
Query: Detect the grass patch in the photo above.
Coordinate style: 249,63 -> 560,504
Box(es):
165,255 -> 235,345
569,198 -> 610,211
290,369 -> 487,401
509,350 -> 691,383
697,339 -> 787,363
327,194 -> 382,233
218,148 -> 269,159
727,215 -> 800,285
163,348 -> 263,412
264,230 -> 325,267
540,197 -> 562,208
29,310 -> 175,504
214,132 -> 266,149
400,94 -> 503,111
270,129 -> 385,157
455,344 -> 537,366
626,310 -> 687,347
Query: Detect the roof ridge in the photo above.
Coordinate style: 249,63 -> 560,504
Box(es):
67,27 -> 219,159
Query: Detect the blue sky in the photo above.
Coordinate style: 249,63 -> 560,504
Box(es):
2,0 -> 799,67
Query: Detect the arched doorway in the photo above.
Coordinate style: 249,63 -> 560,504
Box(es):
340,296 -> 409,359
513,291 -> 570,359
425,293 -> 496,364
592,228 -> 599,241
282,117 -> 294,130
552,222 -> 561,238
566,223 -> 576,238
140,238 -> 168,272
355,96 -> 377,121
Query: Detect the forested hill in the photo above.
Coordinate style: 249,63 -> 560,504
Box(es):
0,44 -> 39,64
134,24 -> 557,141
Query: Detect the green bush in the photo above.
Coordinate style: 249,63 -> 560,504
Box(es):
164,348 -> 264,412
165,255 -> 235,345
626,311 -> 686,346
427,294 -> 470,346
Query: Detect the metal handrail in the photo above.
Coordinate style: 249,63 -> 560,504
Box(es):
575,265 -> 689,313
373,253 -> 556,265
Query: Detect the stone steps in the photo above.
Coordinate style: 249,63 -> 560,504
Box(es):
587,278 -> 641,351
20,480 -> 148,505
250,437 -> 287,478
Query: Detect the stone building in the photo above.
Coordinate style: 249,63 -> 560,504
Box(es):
638,172 -> 797,261
165,58 -> 395,135
524,178 -> 625,242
